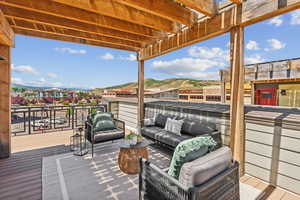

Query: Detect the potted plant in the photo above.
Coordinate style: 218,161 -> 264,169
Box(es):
125,131 -> 141,145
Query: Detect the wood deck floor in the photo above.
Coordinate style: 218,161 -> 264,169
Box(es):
0,131 -> 299,200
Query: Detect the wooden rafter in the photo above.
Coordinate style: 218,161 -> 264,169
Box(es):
7,17 -> 142,50
139,6 -> 236,60
140,0 -> 300,60
0,5 -> 153,45
113,0 -> 196,26
13,28 -> 138,52
175,0 -> 217,17
230,0 -> 242,5
241,0 -> 300,26
0,0 -> 166,38
0,10 -> 14,46
53,0 -> 179,33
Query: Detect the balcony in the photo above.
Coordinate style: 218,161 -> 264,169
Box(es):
1,0 -> 300,199
0,101 -> 299,199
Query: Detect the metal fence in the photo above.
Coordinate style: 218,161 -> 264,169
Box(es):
11,104 -> 107,136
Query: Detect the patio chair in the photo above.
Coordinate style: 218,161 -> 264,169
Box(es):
85,113 -> 125,157
139,146 -> 240,200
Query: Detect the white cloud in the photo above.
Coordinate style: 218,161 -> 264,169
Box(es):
47,72 -> 59,79
120,54 -> 136,61
245,54 -> 265,64
265,39 -> 286,51
246,40 -> 260,50
54,47 -> 86,54
12,64 -> 39,75
291,10 -> 300,25
152,58 -> 224,79
99,53 -> 114,60
12,77 -> 24,85
268,16 -> 283,26
29,78 -> 63,88
188,46 -> 229,62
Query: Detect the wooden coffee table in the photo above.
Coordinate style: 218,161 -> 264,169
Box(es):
118,141 -> 149,175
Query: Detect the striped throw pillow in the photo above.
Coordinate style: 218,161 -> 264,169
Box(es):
165,118 -> 184,136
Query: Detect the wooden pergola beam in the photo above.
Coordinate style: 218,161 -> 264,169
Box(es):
0,0 -> 165,39
7,18 -> 143,49
139,7 -> 236,60
175,0 -> 217,17
0,10 -> 14,46
0,5 -> 154,44
113,0 -> 196,26
241,0 -> 300,26
229,25 -> 245,175
0,45 -> 11,158
140,0 -> 300,60
230,0 -> 242,5
13,28 -> 139,52
53,0 -> 179,33
137,59 -> 145,133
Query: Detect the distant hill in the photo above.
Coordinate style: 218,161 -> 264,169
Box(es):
103,78 -> 219,90
12,84 -> 91,91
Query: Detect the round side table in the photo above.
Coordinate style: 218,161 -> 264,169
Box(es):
118,141 -> 149,175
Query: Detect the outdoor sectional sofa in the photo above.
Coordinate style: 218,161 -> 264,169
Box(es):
141,113 -> 222,150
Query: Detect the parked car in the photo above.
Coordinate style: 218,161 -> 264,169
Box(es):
31,119 -> 50,129
50,117 -> 67,125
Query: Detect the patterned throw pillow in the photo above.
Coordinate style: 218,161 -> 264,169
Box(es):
165,118 -> 184,136
168,136 -> 217,180
144,117 -> 156,127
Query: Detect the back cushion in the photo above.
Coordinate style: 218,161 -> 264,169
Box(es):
179,146 -> 232,187
154,113 -> 169,128
92,112 -> 113,124
168,136 -> 217,179
94,120 -> 116,132
181,119 -> 216,136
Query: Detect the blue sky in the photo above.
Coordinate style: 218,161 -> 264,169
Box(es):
12,9 -> 300,89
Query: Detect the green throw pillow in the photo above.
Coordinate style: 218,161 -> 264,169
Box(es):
168,136 -> 217,180
92,112 -> 113,124
93,120 -> 116,132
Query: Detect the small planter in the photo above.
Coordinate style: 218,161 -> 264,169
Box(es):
130,136 -> 137,145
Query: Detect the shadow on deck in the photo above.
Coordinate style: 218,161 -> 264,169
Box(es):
1,132 -> 299,200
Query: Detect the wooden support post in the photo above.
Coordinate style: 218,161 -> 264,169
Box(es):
251,82 -> 255,105
0,45 -> 11,158
137,58 -> 144,133
220,70 -> 226,104
229,25 -> 245,175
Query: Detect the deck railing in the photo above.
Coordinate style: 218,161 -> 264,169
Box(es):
11,104 -> 107,136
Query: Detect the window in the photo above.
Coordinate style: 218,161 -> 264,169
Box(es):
179,95 -> 188,100
206,95 -> 221,102
261,92 -> 272,99
190,95 -> 203,99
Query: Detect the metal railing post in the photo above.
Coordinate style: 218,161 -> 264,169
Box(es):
28,107 -> 31,135
72,105 -> 75,129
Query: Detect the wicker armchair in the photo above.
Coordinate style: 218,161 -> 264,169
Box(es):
86,119 -> 125,157
139,158 -> 239,200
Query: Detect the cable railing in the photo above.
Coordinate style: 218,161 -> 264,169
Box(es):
11,104 -> 107,136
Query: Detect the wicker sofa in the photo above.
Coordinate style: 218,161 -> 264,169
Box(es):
141,113 -> 222,149
139,146 -> 239,200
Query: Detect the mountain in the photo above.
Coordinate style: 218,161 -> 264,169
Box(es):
12,84 -> 91,91
103,78 -> 219,90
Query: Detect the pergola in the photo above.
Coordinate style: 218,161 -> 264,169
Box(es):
1,0 -> 300,175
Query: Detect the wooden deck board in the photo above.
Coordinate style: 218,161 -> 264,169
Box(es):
0,143 -> 70,200
0,131 -> 299,200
